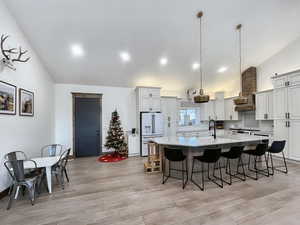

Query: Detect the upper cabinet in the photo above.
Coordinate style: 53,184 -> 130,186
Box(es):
255,90 -> 273,120
225,97 -> 240,121
136,87 -> 161,112
272,71 -> 300,120
161,97 -> 178,137
200,101 -> 215,121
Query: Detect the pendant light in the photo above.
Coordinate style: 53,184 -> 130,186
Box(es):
194,11 -> 210,103
234,24 -> 248,104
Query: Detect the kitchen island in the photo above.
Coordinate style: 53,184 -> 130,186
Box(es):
152,134 -> 270,176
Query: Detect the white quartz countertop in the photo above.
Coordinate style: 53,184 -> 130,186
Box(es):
152,134 -> 269,147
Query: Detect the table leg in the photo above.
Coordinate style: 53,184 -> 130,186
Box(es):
46,166 -> 52,193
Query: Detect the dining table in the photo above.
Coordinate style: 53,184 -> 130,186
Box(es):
24,156 -> 60,194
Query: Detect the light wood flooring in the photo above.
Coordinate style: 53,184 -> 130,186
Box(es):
1,157 -> 300,225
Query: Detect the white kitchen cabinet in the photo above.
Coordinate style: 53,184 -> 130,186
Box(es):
255,90 -> 273,120
288,85 -> 300,120
273,87 -> 288,120
272,69 -> 300,161
225,97 -> 240,121
273,120 -> 289,158
127,135 -> 139,156
214,99 -> 225,121
136,87 -> 161,112
161,97 -> 178,137
288,120 -> 300,160
200,101 -> 215,121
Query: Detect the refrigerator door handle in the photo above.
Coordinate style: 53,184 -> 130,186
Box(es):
152,114 -> 155,134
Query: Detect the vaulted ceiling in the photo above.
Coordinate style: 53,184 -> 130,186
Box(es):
4,0 -> 300,95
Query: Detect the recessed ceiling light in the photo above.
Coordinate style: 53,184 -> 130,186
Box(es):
192,62 -> 200,71
119,51 -> 131,62
160,57 -> 168,66
71,44 -> 85,57
218,66 -> 228,73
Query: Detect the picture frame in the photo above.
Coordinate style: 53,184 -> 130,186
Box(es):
19,88 -> 34,116
0,80 -> 17,115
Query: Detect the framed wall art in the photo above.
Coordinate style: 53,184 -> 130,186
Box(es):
0,81 -> 17,115
19,88 -> 34,116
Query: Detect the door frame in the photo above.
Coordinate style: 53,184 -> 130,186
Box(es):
72,92 -> 103,158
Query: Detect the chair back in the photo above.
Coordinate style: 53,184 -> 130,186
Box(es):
164,148 -> 185,161
58,149 -> 71,169
4,151 -> 27,161
269,141 -> 286,154
255,143 -> 268,156
228,146 -> 244,158
4,160 -> 37,183
41,144 -> 63,157
202,148 -> 222,163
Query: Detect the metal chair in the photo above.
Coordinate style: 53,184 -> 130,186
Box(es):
267,141 -> 288,175
162,148 -> 188,189
191,148 -> 223,191
4,159 -> 40,210
243,143 -> 270,180
221,146 -> 246,185
4,151 -> 28,161
41,144 -> 63,157
52,149 -> 71,189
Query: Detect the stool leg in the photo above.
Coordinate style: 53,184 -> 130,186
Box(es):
239,157 -> 246,181
201,162 -> 205,191
182,161 -> 184,189
219,161 -> 223,188
254,156 -> 258,180
264,154 -> 270,177
269,152 -> 274,176
228,159 -> 232,185
282,152 -> 288,174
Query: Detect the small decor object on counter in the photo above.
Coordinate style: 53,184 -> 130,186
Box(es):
144,142 -> 161,174
19,88 -> 34,116
0,80 -> 16,115
99,110 -> 128,163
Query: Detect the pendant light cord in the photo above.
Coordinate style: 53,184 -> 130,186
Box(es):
237,24 -> 242,95
198,12 -> 203,91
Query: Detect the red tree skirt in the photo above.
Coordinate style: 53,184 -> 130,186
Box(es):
98,152 -> 127,163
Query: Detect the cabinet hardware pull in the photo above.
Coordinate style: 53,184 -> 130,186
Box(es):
286,121 -> 288,127
285,113 -> 288,119
287,112 -> 290,119
288,121 -> 291,127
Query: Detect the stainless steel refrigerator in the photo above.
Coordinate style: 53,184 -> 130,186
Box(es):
140,112 -> 164,156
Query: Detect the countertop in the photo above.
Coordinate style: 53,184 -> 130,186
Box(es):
152,134 -> 269,148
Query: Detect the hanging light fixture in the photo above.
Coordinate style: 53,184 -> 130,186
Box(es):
194,11 -> 209,103
234,24 -> 248,105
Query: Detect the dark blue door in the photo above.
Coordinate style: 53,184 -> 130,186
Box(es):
75,97 -> 101,157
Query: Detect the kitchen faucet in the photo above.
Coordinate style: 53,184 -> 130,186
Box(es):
209,119 -> 217,139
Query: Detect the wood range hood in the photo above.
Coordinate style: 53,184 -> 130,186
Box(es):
234,67 -> 257,112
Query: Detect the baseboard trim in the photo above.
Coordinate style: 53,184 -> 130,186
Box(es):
0,187 -> 9,200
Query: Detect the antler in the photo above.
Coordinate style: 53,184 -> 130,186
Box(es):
12,47 -> 30,63
1,34 -> 18,59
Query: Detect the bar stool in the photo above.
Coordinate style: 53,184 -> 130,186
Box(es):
267,141 -> 287,175
243,143 -> 269,180
221,146 -> 246,185
191,148 -> 223,191
162,148 -> 188,189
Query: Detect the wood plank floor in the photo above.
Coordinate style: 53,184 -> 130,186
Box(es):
1,157 -> 300,225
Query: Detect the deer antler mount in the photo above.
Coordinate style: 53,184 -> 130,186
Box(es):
0,34 -> 30,71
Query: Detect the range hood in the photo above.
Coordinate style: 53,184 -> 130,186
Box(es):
234,67 -> 257,112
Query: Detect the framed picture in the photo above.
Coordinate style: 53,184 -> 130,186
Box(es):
0,81 -> 17,115
19,88 -> 34,116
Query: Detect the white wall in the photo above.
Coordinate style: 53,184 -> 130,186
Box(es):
54,84 -> 136,155
0,1 -> 54,192
257,36 -> 300,91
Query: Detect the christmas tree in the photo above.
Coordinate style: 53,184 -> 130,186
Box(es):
104,110 -> 127,155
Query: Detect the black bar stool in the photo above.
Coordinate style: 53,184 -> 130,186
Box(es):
162,148 -> 188,189
191,148 -> 223,191
267,141 -> 288,175
243,143 -> 269,180
221,146 -> 246,185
